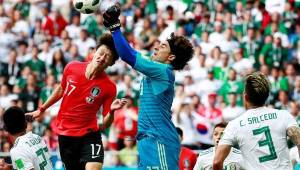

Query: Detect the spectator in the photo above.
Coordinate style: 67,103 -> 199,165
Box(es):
16,40 -> 30,64
113,96 -> 138,150
30,18 -> 47,45
219,68 -> 244,106
199,31 -> 214,56
285,63 -> 297,89
240,25 -> 261,69
222,93 -> 245,122
232,48 -> 253,75
208,21 -> 224,47
41,5 -> 54,36
198,69 -> 222,106
12,10 -> 30,38
18,73 -> 40,112
13,0 -> 30,18
118,136 -> 138,167
198,92 -> 222,126
66,44 -> 85,63
0,84 -> 18,109
117,75 -> 139,106
6,48 -> 22,86
25,45 -> 46,81
49,49 -> 67,81
291,76 -> 300,105
39,74 -> 56,105
65,14 -> 81,39
274,90 -> 290,110
38,40 -> 54,66
73,29 -> 96,57
173,98 -> 200,147
268,66 -> 289,104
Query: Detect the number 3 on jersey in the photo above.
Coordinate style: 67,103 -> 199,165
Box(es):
252,126 -> 277,163
36,147 -> 49,170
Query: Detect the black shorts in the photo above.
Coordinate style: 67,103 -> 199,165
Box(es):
58,131 -> 104,170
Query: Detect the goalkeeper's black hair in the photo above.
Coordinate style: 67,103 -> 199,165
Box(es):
96,33 -> 119,64
167,33 -> 194,70
3,106 -> 27,135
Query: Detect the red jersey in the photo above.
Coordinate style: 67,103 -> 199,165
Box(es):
179,147 -> 198,170
56,61 -> 116,136
114,107 -> 138,139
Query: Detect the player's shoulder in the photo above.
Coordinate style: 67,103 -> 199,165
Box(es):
65,61 -> 87,71
10,137 -> 29,156
182,146 -> 197,155
11,137 -> 21,149
199,147 -> 214,156
262,107 -> 291,118
102,72 -> 117,88
226,116 -> 243,128
66,61 -> 85,67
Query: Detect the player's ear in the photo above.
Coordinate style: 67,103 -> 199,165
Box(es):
109,60 -> 115,66
168,54 -> 176,62
244,92 -> 249,103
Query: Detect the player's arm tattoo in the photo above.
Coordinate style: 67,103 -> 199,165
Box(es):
287,126 -> 300,157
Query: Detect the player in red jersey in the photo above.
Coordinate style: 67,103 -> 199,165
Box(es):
26,33 -> 126,170
176,127 -> 198,170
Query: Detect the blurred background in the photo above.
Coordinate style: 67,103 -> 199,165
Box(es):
0,0 -> 300,169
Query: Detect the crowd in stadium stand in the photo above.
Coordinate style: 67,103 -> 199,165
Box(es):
0,0 -> 300,168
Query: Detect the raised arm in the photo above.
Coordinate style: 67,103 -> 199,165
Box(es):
26,63 -> 72,119
111,29 -> 138,67
103,4 -> 170,80
25,85 -> 63,119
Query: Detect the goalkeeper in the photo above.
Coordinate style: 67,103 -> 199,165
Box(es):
103,4 -> 194,170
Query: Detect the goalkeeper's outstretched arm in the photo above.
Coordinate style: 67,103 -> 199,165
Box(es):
111,29 -> 138,67
112,29 -> 169,79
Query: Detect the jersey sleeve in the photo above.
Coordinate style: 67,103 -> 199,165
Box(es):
102,84 -> 117,117
10,148 -> 34,170
219,121 -> 237,146
134,53 -> 172,80
112,29 -> 171,80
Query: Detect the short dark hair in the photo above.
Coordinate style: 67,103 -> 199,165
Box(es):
167,33 -> 194,70
244,72 -> 270,106
96,33 -> 119,64
176,127 -> 183,138
214,123 -> 227,130
3,107 -> 27,135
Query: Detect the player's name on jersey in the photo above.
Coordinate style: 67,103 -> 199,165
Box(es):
24,136 -> 42,147
239,112 -> 277,127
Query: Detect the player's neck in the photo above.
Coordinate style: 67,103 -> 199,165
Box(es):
246,104 -> 264,110
11,131 -> 26,143
85,63 -> 104,80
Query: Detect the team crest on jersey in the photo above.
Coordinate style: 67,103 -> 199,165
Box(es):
91,87 -> 101,97
86,87 -> 101,104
